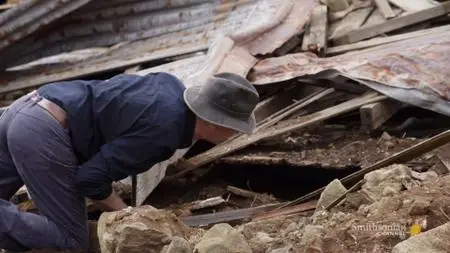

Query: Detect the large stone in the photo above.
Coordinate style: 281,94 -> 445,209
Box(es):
408,198 -> 432,216
316,179 -> 347,212
161,237 -> 193,253
362,164 -> 411,201
194,223 -> 252,253
98,206 -> 190,253
300,225 -> 325,253
392,222 -> 450,253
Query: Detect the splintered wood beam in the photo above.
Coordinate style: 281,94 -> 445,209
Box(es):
374,0 -> 396,18
321,0 -> 349,12
327,24 -> 450,55
328,7 -> 374,40
360,99 -> 402,132
279,128 -> 450,209
333,1 -> 450,45
256,88 -> 335,131
165,93 -> 387,180
388,0 -> 440,12
252,200 -> 317,221
181,203 -> 282,226
301,5 -> 329,56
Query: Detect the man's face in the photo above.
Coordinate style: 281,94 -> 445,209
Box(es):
208,125 -> 236,144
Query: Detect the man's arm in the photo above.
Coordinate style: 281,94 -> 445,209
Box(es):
75,117 -> 180,210
92,191 -> 127,211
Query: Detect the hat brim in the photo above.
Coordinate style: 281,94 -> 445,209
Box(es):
184,86 -> 256,134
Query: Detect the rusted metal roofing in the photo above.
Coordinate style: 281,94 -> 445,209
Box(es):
1,0 -> 270,68
0,0 -> 92,63
0,0 -> 317,94
249,29 -> 450,115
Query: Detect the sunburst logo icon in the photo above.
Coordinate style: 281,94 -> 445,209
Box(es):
409,224 -> 422,236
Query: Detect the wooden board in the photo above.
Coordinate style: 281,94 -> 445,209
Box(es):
181,203 -> 282,226
374,0 -> 396,18
389,0 -> 439,12
301,4 -> 329,56
321,0 -> 349,12
327,24 -> 450,55
165,93 -> 387,180
333,1 -> 450,45
329,7 -> 374,40
360,99 -> 402,131
362,7 -> 402,27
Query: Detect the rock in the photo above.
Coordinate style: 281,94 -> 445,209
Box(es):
408,198 -> 432,216
194,223 -> 252,253
384,141 -> 395,148
316,179 -> 347,212
411,171 -> 438,181
362,164 -> 411,200
97,206 -> 190,253
368,196 -> 402,217
392,222 -> 450,253
345,192 -> 372,209
161,237 -> 192,253
247,232 -> 276,253
268,245 -> 293,253
300,225 -> 325,253
380,131 -> 392,141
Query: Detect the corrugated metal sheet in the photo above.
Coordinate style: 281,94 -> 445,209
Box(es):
0,0 -> 264,68
0,0 -> 92,58
0,0 -> 316,94
249,30 -> 450,115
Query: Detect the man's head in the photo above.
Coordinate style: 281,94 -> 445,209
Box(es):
184,72 -> 259,144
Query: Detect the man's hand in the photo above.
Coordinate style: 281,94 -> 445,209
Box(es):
93,191 -> 128,212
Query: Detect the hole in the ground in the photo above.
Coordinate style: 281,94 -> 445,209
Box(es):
146,163 -> 360,209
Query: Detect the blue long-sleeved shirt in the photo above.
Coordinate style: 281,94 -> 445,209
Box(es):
37,72 -> 196,200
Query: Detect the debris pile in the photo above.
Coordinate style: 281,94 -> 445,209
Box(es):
1,0 -> 450,252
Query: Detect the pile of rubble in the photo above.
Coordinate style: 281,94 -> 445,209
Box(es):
1,0 -> 450,252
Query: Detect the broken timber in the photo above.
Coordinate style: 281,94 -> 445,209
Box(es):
329,7 -> 374,40
301,5 -> 328,56
279,128 -> 450,209
374,0 -> 396,19
360,99 -> 402,132
181,203 -> 282,227
333,1 -> 450,45
327,24 -> 450,55
253,200 -> 317,221
166,92 -> 387,180
256,88 -> 335,131
388,0 -> 440,12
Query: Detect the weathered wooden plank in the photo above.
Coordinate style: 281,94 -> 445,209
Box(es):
253,200 -> 317,221
333,1 -> 450,45
301,4 -> 329,56
389,0 -> 439,12
181,203 -> 282,226
374,0 -> 396,18
329,7 -> 374,40
256,88 -> 335,131
360,99 -> 402,132
320,0 -> 349,12
362,7 -> 402,27
165,93 -> 387,180
327,24 -> 450,55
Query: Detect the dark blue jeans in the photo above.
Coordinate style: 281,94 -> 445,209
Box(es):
0,92 -> 88,251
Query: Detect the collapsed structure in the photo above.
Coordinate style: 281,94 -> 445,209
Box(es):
1,0 -> 450,252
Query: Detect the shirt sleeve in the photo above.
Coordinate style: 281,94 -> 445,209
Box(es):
75,117 -> 181,200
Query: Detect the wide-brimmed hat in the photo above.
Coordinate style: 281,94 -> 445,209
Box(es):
184,72 -> 259,134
